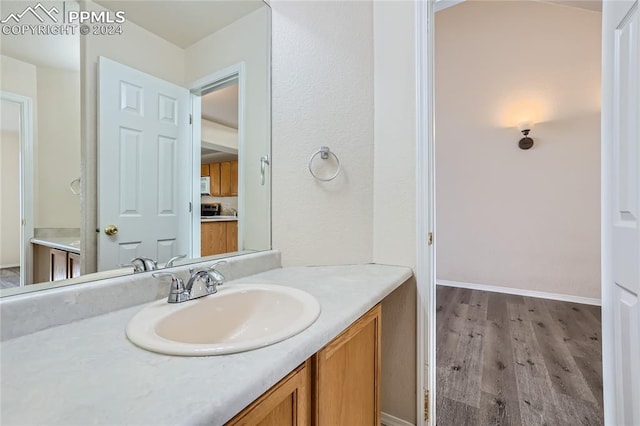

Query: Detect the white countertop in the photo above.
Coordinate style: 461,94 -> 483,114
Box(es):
201,216 -> 238,222
0,264 -> 412,426
31,237 -> 81,254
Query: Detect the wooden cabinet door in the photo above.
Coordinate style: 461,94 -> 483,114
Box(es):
226,221 -> 238,252
67,252 -> 81,279
210,163 -> 221,196
314,305 -> 381,426
226,360 -> 311,426
201,164 -> 210,177
230,161 -> 238,196
220,162 -> 232,196
201,222 -> 227,256
50,249 -> 68,282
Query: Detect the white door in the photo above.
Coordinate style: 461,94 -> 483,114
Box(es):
98,57 -> 191,271
602,1 -> 640,425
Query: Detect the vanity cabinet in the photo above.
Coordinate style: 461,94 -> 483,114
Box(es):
226,360 -> 311,426
203,160 -> 238,197
68,252 -> 81,279
226,305 -> 381,426
201,221 -> 238,256
50,249 -> 68,282
314,304 -> 381,426
33,245 -> 82,283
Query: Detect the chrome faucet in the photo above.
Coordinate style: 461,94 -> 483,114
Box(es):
165,254 -> 187,268
187,261 -> 227,299
152,272 -> 190,303
153,261 -> 227,304
130,257 -> 158,273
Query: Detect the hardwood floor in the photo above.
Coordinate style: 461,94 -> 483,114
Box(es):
436,286 -> 603,426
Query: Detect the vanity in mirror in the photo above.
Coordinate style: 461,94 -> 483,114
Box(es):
0,0 -> 271,296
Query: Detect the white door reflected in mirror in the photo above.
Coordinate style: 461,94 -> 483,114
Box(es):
98,57 -> 191,271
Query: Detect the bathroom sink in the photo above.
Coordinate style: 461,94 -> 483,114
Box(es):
126,284 -> 321,356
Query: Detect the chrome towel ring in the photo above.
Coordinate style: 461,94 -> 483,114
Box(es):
69,177 -> 81,195
308,146 -> 341,182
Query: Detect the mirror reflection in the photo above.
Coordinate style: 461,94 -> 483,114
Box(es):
0,0 -> 271,296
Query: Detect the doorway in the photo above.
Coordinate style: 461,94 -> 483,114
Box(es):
0,92 -> 33,289
199,76 -> 241,257
189,64 -> 246,259
429,1 -> 603,424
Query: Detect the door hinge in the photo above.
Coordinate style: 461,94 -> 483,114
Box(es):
189,202 -> 192,213
428,232 -> 434,246
424,389 -> 430,422
189,114 -> 193,125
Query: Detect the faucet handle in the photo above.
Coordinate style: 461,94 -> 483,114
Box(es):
207,260 -> 227,284
165,254 -> 186,268
152,272 -> 189,303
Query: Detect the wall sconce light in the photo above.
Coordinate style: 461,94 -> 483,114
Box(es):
518,122 -> 534,150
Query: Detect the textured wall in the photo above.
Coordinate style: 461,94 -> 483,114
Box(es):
373,1 -> 417,423
271,0 -> 374,267
436,1 -> 602,299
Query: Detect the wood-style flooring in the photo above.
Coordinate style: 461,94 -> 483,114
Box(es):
436,285 -> 603,426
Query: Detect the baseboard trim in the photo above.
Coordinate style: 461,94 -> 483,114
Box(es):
381,412 -> 415,426
0,264 -> 20,270
437,279 -> 601,306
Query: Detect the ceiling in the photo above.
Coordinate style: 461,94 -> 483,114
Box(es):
202,83 -> 239,129
94,1 -> 265,48
437,0 -> 602,13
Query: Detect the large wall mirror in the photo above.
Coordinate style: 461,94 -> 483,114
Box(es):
0,0 -> 271,297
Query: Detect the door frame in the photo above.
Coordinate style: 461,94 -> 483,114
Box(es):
0,91 -> 34,287
415,0 -> 436,425
188,62 -> 247,256
418,1 -> 620,424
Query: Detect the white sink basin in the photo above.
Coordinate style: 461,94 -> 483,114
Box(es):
126,284 -> 321,356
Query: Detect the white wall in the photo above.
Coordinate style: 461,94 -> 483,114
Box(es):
271,0 -> 374,267
35,66 -> 81,229
1,56 -> 79,230
373,1 -> 417,423
80,0 -> 185,273
185,7 -> 270,253
0,129 -> 20,268
0,56 -> 37,269
435,1 -> 602,299
0,55 -> 38,100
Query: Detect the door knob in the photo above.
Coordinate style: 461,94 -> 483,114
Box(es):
104,225 -> 118,236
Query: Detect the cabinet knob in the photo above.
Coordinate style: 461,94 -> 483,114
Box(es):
104,225 -> 118,236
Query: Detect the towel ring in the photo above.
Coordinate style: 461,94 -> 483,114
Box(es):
69,177 -> 81,195
308,146 -> 341,182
